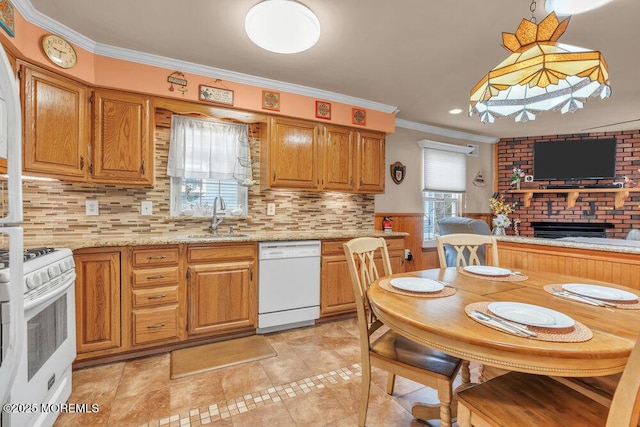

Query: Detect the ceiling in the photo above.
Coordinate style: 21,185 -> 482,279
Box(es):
22,0 -> 640,141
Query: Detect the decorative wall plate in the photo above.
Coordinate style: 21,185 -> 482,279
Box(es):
390,161 -> 406,185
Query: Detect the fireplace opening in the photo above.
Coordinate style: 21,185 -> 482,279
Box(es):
531,222 -> 614,239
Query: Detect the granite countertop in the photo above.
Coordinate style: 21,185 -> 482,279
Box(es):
497,235 -> 640,255
61,230 -> 409,251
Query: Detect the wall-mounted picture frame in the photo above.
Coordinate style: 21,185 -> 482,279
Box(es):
262,90 -> 280,111
199,85 -> 234,106
0,0 -> 15,37
352,108 -> 366,125
315,101 -> 331,120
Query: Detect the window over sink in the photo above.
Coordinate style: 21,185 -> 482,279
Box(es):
167,115 -> 253,217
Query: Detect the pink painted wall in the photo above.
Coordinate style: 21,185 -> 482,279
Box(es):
1,10 -> 395,132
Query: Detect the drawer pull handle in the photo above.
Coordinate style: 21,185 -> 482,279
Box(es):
147,323 -> 166,329
147,255 -> 167,260
147,294 -> 166,300
146,275 -> 166,280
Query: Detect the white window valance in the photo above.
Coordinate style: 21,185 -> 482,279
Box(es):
167,115 -> 250,180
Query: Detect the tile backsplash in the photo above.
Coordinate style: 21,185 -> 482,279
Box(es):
19,124 -> 374,247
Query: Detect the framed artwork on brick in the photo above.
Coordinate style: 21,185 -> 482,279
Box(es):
262,90 -> 280,111
315,101 -> 331,120
352,108 -> 366,125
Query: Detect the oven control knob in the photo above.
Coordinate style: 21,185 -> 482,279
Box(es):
26,273 -> 41,289
49,265 -> 61,277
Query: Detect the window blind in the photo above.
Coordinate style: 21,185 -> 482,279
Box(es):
422,148 -> 466,193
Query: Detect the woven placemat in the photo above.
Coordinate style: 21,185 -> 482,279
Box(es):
543,285 -> 640,310
379,278 -> 456,298
465,302 -> 593,342
458,268 -> 529,282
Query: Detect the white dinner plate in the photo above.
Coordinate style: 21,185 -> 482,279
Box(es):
488,302 -> 575,329
463,265 -> 512,277
561,284 -> 638,302
389,278 -> 444,293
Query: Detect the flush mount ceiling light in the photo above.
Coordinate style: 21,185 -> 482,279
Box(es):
469,2 -> 611,124
545,0 -> 614,16
245,0 -> 321,54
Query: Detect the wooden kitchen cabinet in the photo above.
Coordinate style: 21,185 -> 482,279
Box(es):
73,248 -> 122,359
320,237 -> 404,318
19,62 -> 153,185
321,125 -> 355,192
261,117 -> 385,194
125,245 -> 186,348
21,63 -> 90,181
186,243 -> 257,336
355,130 -> 385,193
263,117 -> 320,189
91,89 -> 154,185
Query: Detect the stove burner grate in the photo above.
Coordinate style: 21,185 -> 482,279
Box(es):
0,247 -> 57,264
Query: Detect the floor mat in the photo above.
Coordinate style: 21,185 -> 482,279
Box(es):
170,335 -> 277,379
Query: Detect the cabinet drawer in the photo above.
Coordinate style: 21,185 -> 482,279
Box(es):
322,238 -> 404,256
132,266 -> 180,287
132,286 -> 179,308
188,244 -> 255,263
132,247 -> 179,267
132,306 -> 180,346
386,237 -> 405,251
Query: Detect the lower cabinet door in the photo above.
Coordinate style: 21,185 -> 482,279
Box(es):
187,261 -> 256,336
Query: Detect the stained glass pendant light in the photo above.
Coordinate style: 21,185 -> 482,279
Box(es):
469,4 -> 611,123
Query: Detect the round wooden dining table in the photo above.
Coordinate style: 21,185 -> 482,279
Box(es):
367,267 -> 640,378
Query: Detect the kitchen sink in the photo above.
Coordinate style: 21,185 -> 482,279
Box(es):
185,233 -> 251,240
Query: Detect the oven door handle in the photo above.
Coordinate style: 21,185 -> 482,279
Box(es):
24,273 -> 76,312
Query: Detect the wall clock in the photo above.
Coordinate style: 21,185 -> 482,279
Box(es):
41,34 -> 77,69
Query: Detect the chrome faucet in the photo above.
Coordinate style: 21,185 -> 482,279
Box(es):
210,196 -> 226,234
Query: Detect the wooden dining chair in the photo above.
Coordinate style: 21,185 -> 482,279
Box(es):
343,237 -> 463,427
435,233 -> 500,269
456,334 -> 640,427
435,233 -> 501,384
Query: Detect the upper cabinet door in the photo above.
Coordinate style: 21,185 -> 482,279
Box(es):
322,125 -> 355,192
266,117 -> 319,189
92,89 -> 154,185
355,130 -> 385,193
21,64 -> 90,181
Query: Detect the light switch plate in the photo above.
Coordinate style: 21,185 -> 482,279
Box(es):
86,200 -> 99,216
141,201 -> 153,216
267,203 -> 276,216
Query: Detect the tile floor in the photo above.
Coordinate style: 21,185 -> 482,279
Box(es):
54,318 -> 471,427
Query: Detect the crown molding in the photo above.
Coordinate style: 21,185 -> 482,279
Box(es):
12,0 -> 398,114
395,118 -> 498,144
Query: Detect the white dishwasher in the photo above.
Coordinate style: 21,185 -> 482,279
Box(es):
257,240 -> 321,334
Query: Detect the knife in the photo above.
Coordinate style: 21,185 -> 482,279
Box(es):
471,311 -> 535,337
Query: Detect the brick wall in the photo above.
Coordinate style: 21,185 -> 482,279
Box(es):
497,130 -> 640,239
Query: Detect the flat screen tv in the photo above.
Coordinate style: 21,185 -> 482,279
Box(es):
533,138 -> 617,180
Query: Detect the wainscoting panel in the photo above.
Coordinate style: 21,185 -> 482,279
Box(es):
498,242 -> 640,291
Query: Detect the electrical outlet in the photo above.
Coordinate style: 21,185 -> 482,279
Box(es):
141,201 -> 153,216
267,203 -> 276,216
86,199 -> 99,216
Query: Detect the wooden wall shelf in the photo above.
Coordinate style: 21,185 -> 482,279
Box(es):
509,188 -> 640,209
